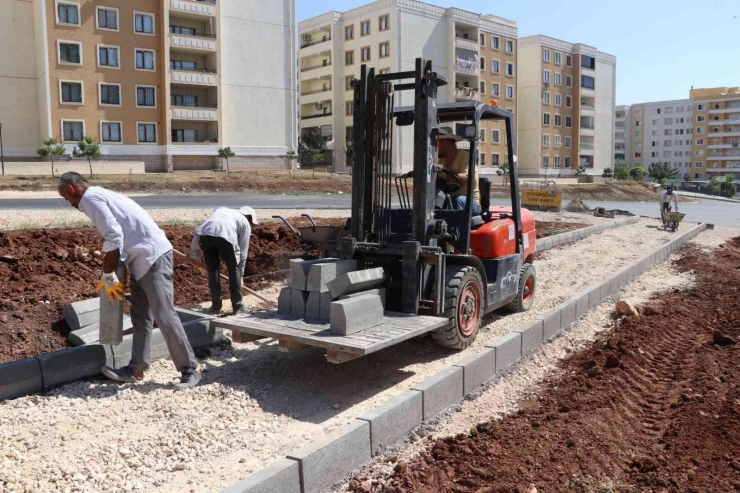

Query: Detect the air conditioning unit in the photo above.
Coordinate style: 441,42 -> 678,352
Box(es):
302,34 -> 311,43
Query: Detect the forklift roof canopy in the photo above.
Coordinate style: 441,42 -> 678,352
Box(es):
393,102 -> 513,124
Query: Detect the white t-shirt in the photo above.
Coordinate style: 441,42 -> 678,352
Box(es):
660,190 -> 679,208
190,208 -> 251,264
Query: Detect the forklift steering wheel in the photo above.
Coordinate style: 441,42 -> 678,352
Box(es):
437,167 -> 462,185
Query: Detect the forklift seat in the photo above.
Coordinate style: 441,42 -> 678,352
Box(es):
471,177 -> 492,229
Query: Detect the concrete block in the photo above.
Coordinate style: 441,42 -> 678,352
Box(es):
453,347 -> 496,395
574,290 -> 590,319
183,318 -> 224,348
339,288 -> 386,310
307,260 -> 357,293
290,289 -> 308,318
550,234 -> 564,247
623,265 -> 634,285
600,278 -> 613,299
542,308 -> 562,340
62,298 -> 100,331
411,366 -> 463,420
37,345 -> 110,388
588,285 -> 602,309
329,294 -> 384,335
540,236 -> 553,251
290,258 -> 338,291
0,358 -> 43,402
609,275 -> 621,295
306,292 -> 332,322
99,292 -> 124,346
277,287 -> 292,316
287,420 -> 371,493
560,299 -> 577,330
175,307 -> 215,324
486,332 -> 522,374
565,231 -> 575,243
358,390 -> 422,453
328,267 -> 386,299
515,320 -> 543,355
68,317 -> 133,346
220,459 -> 301,493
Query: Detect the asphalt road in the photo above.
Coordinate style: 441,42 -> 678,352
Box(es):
0,194 -> 737,227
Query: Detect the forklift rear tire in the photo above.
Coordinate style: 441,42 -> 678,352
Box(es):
432,266 -> 484,350
506,263 -> 536,313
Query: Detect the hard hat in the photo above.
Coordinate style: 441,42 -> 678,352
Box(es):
238,206 -> 259,224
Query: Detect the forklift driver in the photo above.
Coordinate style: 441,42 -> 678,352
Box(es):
435,134 -> 481,215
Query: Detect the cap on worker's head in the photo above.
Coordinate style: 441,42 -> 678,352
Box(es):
238,206 -> 259,224
667,186 -> 674,191
437,134 -> 463,143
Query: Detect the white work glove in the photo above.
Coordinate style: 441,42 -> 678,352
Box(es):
237,259 -> 246,288
97,272 -> 124,301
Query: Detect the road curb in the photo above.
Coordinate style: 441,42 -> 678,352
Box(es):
536,216 -> 639,253
221,222 -> 707,493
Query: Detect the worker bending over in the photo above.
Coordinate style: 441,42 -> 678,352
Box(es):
435,134 -> 481,215
189,207 -> 257,315
57,172 -> 201,389
660,186 -> 679,225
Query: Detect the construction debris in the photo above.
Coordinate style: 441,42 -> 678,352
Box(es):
615,300 -> 639,317
563,199 -> 592,214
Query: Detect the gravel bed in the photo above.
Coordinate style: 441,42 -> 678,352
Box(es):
0,216 -> 690,493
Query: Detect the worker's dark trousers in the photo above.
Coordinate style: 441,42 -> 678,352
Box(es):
200,235 -> 243,311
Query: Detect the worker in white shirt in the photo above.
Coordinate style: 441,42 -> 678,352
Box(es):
660,186 -> 679,226
189,207 -> 257,315
57,172 -> 201,389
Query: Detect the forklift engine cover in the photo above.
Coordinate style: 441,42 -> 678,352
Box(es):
470,206 -> 536,260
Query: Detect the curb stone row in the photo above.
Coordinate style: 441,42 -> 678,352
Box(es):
223,222 -> 707,493
535,216 -> 639,252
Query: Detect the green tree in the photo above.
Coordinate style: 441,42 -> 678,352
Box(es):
72,136 -> 101,178
720,174 -> 736,197
613,160 -> 630,180
218,147 -> 236,178
284,150 -> 298,177
629,166 -> 646,182
299,128 -> 328,177
647,162 -> 678,183
707,176 -> 721,195
36,138 -> 65,178
602,167 -> 614,185
576,165 -> 586,184
495,161 -> 510,185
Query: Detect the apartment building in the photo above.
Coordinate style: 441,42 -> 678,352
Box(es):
517,35 -> 616,177
0,0 -> 296,172
690,87 -> 740,184
614,105 -> 631,162
298,0 -> 518,173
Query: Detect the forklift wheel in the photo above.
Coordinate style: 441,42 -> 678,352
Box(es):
506,263 -> 536,313
432,266 -> 483,350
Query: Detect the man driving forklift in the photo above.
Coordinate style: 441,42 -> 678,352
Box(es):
435,133 -> 481,215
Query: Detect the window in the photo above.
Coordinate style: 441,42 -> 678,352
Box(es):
677,106 -> 684,112
97,45 -> 120,68
361,20 -> 370,36
565,96 -> 572,107
695,150 -> 704,157
96,6 -> 118,31
664,129 -> 673,136
665,107 -> 673,114
58,41 -> 82,65
543,92 -> 550,105
652,108 -> 661,115
543,113 -> 550,126
651,152 -> 658,158
134,12 -> 155,35
581,54 -> 595,69
379,42 -> 390,58
652,120 -> 659,126
697,115 -> 705,122
651,141 -> 658,147
170,25 -> 196,36
543,70 -> 550,84
506,62 -> 514,77
171,94 -> 196,107
492,153 -> 500,166
697,103 -> 705,111
491,36 -> 499,50
171,129 -> 197,143
491,60 -> 500,73
136,86 -> 156,107
695,162 -> 703,168
480,153 -> 486,166
565,136 -> 572,148
60,81 -> 83,104
635,152 -> 641,158
345,76 -> 354,91
101,121 -> 122,143
379,15 -> 389,32
696,127 -> 704,134
581,75 -> 595,89
542,134 -> 550,147
345,126 -> 353,144
62,120 -> 84,142
542,155 -> 550,168
566,54 -> 572,67
555,73 -> 561,86
57,1 -> 80,26
543,49 -> 550,62
480,57 -> 486,71
137,123 -> 157,143
346,101 -> 354,116
664,140 -> 672,146
565,116 -> 572,128
636,131 -> 642,137
99,83 -> 121,106
555,52 -> 562,65
491,83 -> 500,97
345,50 -> 354,65
505,39 -> 514,53
361,46 -> 370,62
555,94 -> 561,106
505,85 -> 514,99
565,156 -> 571,168
492,129 -> 500,143
696,138 -> 704,145
345,25 -> 354,40
554,156 -> 561,168
566,75 -> 572,87
554,135 -> 561,148
479,81 -> 485,95
479,129 -> 485,142
171,60 -> 196,71
135,49 -> 155,71
555,114 -> 562,127
480,33 -> 485,46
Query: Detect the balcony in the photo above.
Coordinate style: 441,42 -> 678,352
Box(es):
580,128 -> 595,137
708,119 -> 740,125
300,86 -> 332,105
454,87 -> 479,101
170,32 -> 217,53
707,164 -> 740,172
708,131 -> 740,138
171,66 -> 218,85
169,0 -> 215,18
581,88 -> 595,98
170,121 -> 219,144
708,143 -> 740,149
455,37 -> 479,51
581,68 -> 595,78
709,107 -> 740,115
300,37 -> 332,58
172,108 -> 218,121
581,107 -> 595,117
301,113 -> 333,128
300,62 -> 332,81
454,61 -> 477,75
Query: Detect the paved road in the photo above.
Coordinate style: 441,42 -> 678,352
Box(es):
1,194 -> 737,227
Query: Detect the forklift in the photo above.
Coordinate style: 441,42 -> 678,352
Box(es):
215,58 -> 537,362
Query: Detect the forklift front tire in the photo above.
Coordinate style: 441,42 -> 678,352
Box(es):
432,266 -> 483,350
506,263 -> 536,313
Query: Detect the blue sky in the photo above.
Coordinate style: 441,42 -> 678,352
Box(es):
297,0 -> 740,106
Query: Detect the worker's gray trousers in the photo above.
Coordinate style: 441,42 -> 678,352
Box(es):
128,251 -> 198,373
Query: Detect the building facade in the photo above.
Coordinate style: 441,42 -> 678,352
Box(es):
298,0 -> 518,174
614,105 -> 631,162
0,0 -> 297,172
517,36 -> 616,178
690,87 -> 740,184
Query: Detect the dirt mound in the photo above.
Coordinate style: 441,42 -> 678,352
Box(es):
563,198 -> 593,213
535,221 -> 589,239
371,238 -> 740,493
0,221 -> 326,363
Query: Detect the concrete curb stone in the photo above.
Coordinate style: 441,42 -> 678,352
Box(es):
287,420 -> 371,493
357,390 -> 422,454
609,275 -> 621,295
486,332 -> 522,374
541,309 -> 562,341
290,289 -> 308,318
411,366 -> 463,421
0,358 -> 43,402
290,258 -> 339,291
514,320 -> 543,355
62,298 -> 100,331
327,267 -> 386,299
307,260 -> 357,293
559,299 -> 577,331
37,345 -> 111,388
452,347 -> 496,396
537,217 -> 639,253
220,459 -> 301,493
574,290 -> 590,319
587,285 -> 602,309
329,294 -> 384,335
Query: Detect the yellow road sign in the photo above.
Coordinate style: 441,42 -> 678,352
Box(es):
521,189 -> 562,211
